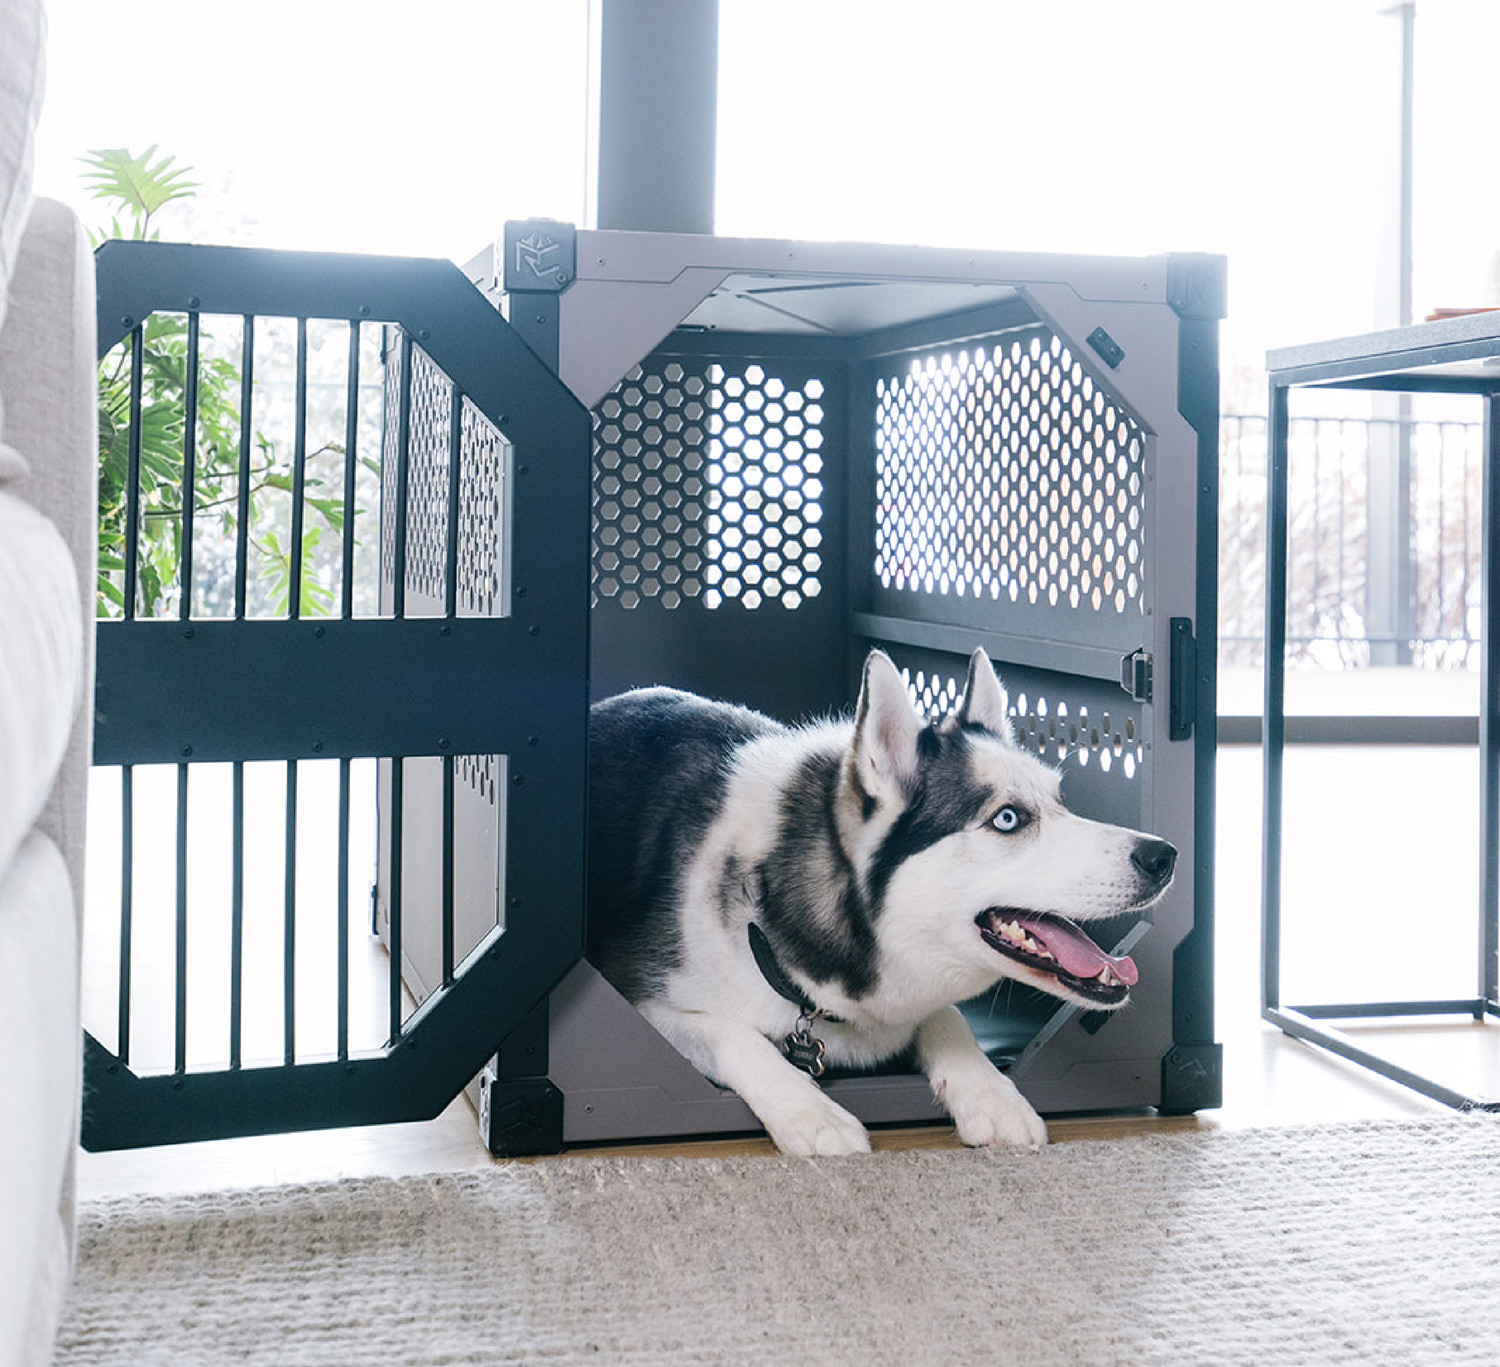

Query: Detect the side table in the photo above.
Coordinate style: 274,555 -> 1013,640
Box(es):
1263,312 -> 1500,1109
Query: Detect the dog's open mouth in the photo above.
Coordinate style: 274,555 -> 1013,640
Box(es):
977,909 -> 1139,1006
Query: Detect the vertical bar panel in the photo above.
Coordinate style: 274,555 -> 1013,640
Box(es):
123,326 -> 144,620
388,757 -> 404,1043
230,761 -> 244,1069
337,758 -> 351,1061
1262,379 -> 1291,1015
289,318 -> 309,621
175,763 -> 189,1076
442,754 -> 456,987
342,321 -> 360,620
1480,395 -> 1500,1009
284,759 -> 298,1065
235,316 -> 255,619
392,332 -> 414,619
181,312 -> 200,619
117,766 -> 134,1065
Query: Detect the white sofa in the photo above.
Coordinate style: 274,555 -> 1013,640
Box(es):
0,6 -> 96,1351
0,192 -> 95,1364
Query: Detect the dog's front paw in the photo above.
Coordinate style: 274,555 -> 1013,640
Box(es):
941,1070 -> 1048,1150
765,1091 -> 873,1158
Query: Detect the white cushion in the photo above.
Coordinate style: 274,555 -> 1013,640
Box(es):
0,197 -> 97,896
0,0 -> 44,319
0,830 -> 80,1367
0,490 -> 81,876
0,0 -> 46,481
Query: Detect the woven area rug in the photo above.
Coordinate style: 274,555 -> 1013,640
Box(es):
55,1118 -> 1500,1366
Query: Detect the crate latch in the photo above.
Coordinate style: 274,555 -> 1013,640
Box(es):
1120,648 -> 1152,703
1120,624 -> 1197,737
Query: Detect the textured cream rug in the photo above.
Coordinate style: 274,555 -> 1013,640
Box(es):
55,1118 -> 1500,1366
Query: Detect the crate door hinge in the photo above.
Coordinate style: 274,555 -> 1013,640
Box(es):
500,219 -> 576,374
1168,617 -> 1197,741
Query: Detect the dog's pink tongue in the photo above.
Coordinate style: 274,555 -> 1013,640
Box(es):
1021,914 -> 1138,986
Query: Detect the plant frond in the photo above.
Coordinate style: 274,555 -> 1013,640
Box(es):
80,145 -> 200,222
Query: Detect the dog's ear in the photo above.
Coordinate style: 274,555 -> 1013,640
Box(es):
957,648 -> 1014,742
852,649 -> 923,803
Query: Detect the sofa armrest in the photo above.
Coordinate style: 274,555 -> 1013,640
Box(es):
0,197 -> 98,908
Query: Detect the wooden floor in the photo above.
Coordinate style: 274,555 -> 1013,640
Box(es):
76,744 -> 1492,1198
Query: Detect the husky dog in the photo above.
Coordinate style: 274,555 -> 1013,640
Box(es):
587,648 -> 1177,1157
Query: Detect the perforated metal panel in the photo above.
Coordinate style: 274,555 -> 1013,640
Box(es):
456,404 -> 512,619
593,359 -> 827,611
904,658 -> 1145,783
381,338 -> 512,620
375,335 -> 525,1005
873,329 -> 1148,635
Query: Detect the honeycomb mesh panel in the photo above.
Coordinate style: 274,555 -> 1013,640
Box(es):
593,359 -> 826,610
380,335 -> 511,617
875,330 -> 1148,617
457,399 -> 509,618
903,665 -> 1143,781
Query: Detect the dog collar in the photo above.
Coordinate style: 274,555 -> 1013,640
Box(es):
748,922 -> 844,1079
747,922 -> 844,1025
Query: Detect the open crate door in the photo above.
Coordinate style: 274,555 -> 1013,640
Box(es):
82,242 -> 590,1150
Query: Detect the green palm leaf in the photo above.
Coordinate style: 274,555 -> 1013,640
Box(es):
79,146 -> 199,236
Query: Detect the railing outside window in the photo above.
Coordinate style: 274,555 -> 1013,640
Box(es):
1219,411 -> 1484,670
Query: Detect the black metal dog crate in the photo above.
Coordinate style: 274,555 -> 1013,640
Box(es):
378,224 -> 1225,1154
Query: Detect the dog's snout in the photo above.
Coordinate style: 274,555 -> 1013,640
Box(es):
1131,837 -> 1177,885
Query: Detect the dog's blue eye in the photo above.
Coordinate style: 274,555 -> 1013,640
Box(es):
993,805 -> 1026,833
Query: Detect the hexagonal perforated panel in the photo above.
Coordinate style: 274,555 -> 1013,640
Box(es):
904,665 -> 1143,780
874,330 -> 1147,617
401,346 -> 453,603
456,400 -> 509,618
381,336 -> 510,618
593,360 -> 826,610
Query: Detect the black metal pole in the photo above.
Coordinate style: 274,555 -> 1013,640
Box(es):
1480,392 -> 1500,1012
289,319 -> 309,620
1262,379 -> 1291,1016
181,312 -> 199,618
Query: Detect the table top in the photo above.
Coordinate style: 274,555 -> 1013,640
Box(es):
1267,310 -> 1500,392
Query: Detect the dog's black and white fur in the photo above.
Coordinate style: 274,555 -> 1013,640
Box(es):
587,648 -> 1176,1157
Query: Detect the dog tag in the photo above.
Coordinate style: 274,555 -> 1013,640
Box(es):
783,1029 -> 827,1079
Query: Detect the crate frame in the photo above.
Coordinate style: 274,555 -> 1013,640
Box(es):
387,225 -> 1226,1152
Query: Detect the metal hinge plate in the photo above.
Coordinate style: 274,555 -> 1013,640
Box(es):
1168,617 -> 1198,741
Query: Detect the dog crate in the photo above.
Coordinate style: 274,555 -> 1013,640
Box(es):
378,224 -> 1225,1154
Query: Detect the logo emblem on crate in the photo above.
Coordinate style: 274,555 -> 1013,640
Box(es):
503,220 -> 576,293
